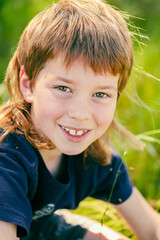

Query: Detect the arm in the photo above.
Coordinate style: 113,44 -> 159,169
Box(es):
114,187 -> 160,240
0,221 -> 19,240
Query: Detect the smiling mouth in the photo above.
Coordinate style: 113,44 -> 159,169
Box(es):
61,126 -> 89,136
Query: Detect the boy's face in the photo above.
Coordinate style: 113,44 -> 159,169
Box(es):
20,56 -> 119,155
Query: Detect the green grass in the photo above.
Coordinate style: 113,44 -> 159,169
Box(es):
71,197 -> 135,239
71,197 -> 160,239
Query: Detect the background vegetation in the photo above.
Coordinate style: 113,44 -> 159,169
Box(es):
0,0 -> 160,238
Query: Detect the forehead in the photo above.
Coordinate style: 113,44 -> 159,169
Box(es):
42,55 -> 119,79
37,56 -> 119,89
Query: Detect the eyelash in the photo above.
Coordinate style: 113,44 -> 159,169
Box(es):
93,92 -> 110,98
55,86 -> 71,92
55,86 -> 111,98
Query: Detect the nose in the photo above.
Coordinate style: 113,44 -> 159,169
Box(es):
67,96 -> 92,121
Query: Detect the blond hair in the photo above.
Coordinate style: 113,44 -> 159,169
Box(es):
0,0 -> 136,165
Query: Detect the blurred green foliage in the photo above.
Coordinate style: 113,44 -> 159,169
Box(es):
110,0 -> 160,201
0,0 -> 160,198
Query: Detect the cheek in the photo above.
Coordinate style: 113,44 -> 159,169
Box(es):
96,114 -> 112,129
32,96 -> 65,124
95,103 -> 116,129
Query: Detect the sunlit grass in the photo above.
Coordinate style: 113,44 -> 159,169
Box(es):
71,197 -> 135,239
71,197 -> 160,239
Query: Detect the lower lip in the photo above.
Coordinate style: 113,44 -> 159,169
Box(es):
59,126 -> 90,143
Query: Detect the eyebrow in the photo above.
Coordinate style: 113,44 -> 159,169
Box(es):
55,76 -> 73,84
97,85 -> 117,91
55,76 -> 117,91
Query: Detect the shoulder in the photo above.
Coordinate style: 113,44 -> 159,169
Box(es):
68,151 -> 126,181
0,131 -> 38,237
68,151 -> 124,171
0,130 -> 38,178
87,151 -> 133,204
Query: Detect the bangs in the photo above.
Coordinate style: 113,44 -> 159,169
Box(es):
19,0 -> 133,90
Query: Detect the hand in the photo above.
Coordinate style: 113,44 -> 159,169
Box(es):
83,223 -> 130,240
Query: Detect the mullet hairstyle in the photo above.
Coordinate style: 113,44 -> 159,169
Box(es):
0,0 -> 135,165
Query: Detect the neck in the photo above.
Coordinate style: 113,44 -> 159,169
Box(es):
39,148 -> 62,174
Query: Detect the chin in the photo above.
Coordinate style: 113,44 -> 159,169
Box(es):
63,151 -> 83,156
62,147 -> 86,156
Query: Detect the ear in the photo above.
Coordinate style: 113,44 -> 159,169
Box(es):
19,66 -> 34,103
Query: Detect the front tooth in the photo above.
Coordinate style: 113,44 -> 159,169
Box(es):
76,130 -> 83,136
69,129 -> 76,135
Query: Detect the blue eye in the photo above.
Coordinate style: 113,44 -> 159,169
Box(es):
56,86 -> 70,92
94,92 -> 108,98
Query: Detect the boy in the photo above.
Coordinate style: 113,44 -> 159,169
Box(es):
0,0 -> 160,239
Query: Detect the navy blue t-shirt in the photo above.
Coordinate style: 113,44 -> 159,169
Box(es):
0,132 -> 133,238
